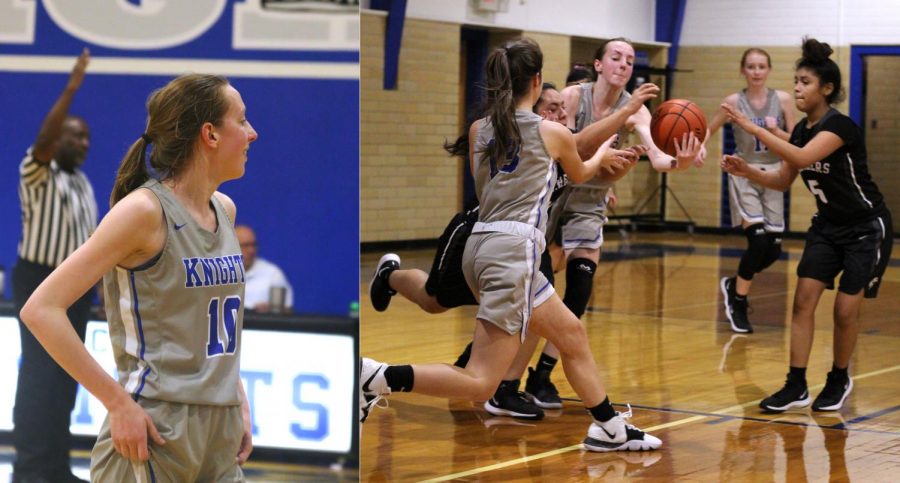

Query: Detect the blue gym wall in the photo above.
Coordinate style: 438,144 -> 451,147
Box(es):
0,0 -> 359,316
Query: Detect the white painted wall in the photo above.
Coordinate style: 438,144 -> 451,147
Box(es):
404,0 -> 657,43
680,0 -> 900,46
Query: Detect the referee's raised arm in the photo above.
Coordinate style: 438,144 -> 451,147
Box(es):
32,48 -> 90,165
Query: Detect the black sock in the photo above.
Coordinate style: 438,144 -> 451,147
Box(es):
496,379 -> 520,395
536,353 -> 558,372
588,396 -> 616,423
788,366 -> 807,386
831,364 -> 848,379
453,342 -> 473,368
384,365 -> 414,392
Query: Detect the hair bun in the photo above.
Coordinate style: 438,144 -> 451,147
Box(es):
801,36 -> 833,63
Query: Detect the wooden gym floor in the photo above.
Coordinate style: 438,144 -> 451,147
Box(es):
360,231 -> 900,482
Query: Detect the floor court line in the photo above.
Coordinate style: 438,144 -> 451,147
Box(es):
624,289 -> 792,318
416,363 -> 900,482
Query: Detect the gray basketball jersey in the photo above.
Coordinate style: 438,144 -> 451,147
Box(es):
734,89 -> 784,165
573,82 -> 629,191
473,110 -> 556,235
103,179 -> 244,406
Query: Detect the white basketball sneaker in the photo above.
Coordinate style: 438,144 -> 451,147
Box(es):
360,357 -> 390,423
583,405 -> 662,452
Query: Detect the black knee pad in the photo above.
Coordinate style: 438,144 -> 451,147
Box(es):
563,258 -> 596,318
757,233 -> 783,273
737,224 -> 768,281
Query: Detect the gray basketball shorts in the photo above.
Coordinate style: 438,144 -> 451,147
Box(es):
728,168 -> 784,232
91,398 -> 245,482
462,221 -> 553,338
558,185 -> 609,251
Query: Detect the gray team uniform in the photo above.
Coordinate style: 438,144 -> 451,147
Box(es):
92,179 -> 246,482
462,110 -> 556,339
548,83 -> 631,250
728,89 -> 786,232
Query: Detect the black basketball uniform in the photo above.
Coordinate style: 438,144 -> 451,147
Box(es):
792,108 -> 892,297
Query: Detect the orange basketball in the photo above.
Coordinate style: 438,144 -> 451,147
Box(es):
650,99 -> 708,157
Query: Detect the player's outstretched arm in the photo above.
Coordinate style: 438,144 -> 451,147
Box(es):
573,83 -> 659,160
721,155 -> 798,192
721,102 -> 841,169
633,107 -> 701,172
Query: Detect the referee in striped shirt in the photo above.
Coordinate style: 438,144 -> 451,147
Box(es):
12,49 -> 97,483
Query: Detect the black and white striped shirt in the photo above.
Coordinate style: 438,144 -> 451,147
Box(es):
18,147 -> 98,267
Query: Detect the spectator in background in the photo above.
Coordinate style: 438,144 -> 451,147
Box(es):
236,224 -> 294,313
12,48 -> 97,483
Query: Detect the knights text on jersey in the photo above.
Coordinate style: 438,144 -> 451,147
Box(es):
102,179 -> 245,406
791,109 -> 885,225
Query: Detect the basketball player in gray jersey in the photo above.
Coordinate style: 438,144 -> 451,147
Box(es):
102,179 -> 245,405
369,84 -> 648,420
20,74 -> 258,481
362,38 -> 662,453
523,38 -> 703,408
706,47 -> 796,333
561,38 -> 703,172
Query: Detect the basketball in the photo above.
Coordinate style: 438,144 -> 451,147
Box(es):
650,99 -> 708,157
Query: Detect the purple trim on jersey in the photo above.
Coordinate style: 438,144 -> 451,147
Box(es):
522,238 -> 537,341
148,460 -> 157,483
535,281 -> 551,297
532,162 -> 555,230
129,270 -> 151,400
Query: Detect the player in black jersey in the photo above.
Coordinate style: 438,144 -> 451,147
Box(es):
721,37 -> 892,413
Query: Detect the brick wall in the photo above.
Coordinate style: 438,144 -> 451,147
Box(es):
524,32 -> 570,90
361,14 -> 462,242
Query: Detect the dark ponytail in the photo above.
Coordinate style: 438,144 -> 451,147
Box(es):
796,36 -> 844,105
110,137 -> 152,206
480,38 -> 543,168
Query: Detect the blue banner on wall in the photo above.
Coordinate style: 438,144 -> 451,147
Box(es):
0,0 -> 359,316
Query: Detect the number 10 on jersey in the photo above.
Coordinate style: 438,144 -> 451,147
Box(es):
208,296 -> 241,357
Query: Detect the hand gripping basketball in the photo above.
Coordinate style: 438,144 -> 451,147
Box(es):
650,99 -> 708,157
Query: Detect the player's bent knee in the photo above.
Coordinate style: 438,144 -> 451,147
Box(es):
469,376 -> 502,400
422,299 -> 448,314
738,224 -> 768,280
757,234 -> 782,272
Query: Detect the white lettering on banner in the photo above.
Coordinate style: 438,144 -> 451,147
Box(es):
233,0 -> 359,51
43,0 -> 226,49
0,0 -> 358,51
0,0 -> 36,43
0,317 -> 354,453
